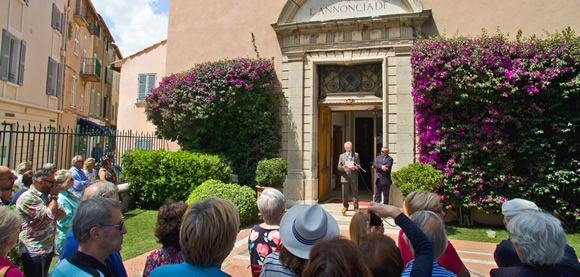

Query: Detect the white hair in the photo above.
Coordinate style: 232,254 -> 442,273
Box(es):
404,210 -> 448,259
507,211 -> 565,266
257,188 -> 286,225
344,141 -> 352,147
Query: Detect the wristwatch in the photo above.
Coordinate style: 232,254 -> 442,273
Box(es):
49,194 -> 59,201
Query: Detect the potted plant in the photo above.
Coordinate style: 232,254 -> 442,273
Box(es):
255,157 -> 288,199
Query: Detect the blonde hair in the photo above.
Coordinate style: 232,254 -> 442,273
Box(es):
180,198 -> 240,267
0,207 -> 22,248
54,169 -> 73,189
349,211 -> 369,246
83,158 -> 96,171
404,190 -> 441,216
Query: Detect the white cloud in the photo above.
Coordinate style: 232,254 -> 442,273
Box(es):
91,0 -> 168,57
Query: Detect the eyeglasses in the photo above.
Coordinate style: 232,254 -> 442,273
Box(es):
0,174 -> 16,181
101,218 -> 125,231
42,179 -> 56,185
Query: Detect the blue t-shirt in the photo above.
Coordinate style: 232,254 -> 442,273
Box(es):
149,262 -> 230,277
60,230 -> 127,277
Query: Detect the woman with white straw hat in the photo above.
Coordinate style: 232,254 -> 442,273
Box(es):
260,204 -> 339,276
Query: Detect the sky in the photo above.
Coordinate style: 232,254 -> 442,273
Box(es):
91,0 -> 169,58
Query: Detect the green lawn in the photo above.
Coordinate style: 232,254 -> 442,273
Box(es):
121,209 -> 161,260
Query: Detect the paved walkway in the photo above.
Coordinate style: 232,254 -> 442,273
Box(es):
123,201 -> 498,277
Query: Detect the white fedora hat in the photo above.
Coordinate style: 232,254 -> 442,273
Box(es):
502,198 -> 539,216
279,204 -> 339,259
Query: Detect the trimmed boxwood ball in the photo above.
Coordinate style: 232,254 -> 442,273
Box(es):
392,162 -> 441,197
186,180 -> 258,227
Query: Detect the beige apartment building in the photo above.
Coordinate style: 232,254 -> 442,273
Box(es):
0,0 -> 121,168
61,0 -> 122,131
1,0 -> 66,126
122,0 -> 580,205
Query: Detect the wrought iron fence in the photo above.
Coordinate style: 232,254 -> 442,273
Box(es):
0,122 -> 169,183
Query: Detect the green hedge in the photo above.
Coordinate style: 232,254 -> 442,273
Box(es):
392,162 -> 442,197
255,157 -> 288,188
121,149 -> 232,208
186,179 -> 258,227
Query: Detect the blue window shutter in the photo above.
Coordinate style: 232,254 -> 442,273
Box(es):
46,57 -> 53,94
18,40 -> 26,85
138,74 -> 145,102
51,4 -> 57,29
0,29 -> 10,81
147,73 -> 156,93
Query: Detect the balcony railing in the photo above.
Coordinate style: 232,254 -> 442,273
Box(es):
73,1 -> 89,26
80,58 -> 101,82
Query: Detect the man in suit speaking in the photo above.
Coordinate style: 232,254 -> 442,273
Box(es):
373,147 -> 393,204
337,141 -> 360,216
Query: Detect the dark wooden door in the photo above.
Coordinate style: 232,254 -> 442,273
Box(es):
355,118 -> 373,191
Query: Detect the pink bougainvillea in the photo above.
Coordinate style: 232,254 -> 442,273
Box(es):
411,29 -> 580,227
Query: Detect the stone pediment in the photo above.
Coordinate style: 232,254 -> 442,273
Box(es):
272,0 -> 430,50
276,0 -> 425,26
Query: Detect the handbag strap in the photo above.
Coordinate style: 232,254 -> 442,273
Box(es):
0,265 -> 14,277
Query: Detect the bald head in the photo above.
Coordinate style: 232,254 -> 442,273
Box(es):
0,166 -> 15,190
81,180 -> 118,201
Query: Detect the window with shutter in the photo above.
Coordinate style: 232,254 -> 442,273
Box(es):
0,29 -> 11,81
90,89 -> 94,115
96,92 -> 101,117
74,25 -> 79,55
71,77 -> 77,106
18,40 -> 25,85
137,73 -> 156,103
80,87 -> 85,111
46,58 -> 53,95
45,57 -> 59,96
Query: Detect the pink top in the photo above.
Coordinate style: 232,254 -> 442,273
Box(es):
0,256 -> 25,277
398,229 -> 463,274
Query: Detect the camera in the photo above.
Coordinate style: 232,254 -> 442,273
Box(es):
369,211 -> 382,226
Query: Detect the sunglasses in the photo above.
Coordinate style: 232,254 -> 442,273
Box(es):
101,218 -> 125,231
42,179 -> 56,185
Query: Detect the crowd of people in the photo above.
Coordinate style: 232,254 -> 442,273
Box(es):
249,189 -> 580,277
0,156 -> 579,277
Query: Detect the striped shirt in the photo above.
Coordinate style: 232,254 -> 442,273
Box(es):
402,260 -> 457,277
260,252 -> 296,277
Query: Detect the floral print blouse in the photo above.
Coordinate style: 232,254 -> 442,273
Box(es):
143,246 -> 184,277
248,225 -> 281,265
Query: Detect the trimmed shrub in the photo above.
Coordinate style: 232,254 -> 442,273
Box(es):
186,179 -> 258,226
121,149 -> 232,208
255,158 -> 288,188
144,58 -> 283,185
392,162 -> 442,197
411,29 -> 580,228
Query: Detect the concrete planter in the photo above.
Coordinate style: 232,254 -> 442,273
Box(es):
117,183 -> 132,211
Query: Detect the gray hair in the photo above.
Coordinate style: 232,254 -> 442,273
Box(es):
81,180 -> 117,201
0,207 -> 21,246
404,211 -> 448,259
16,161 -> 31,173
32,168 -> 53,183
344,141 -> 352,147
54,169 -> 73,189
507,211 -> 565,266
71,155 -> 84,165
43,163 -> 55,170
257,188 -> 286,225
73,197 -> 121,243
